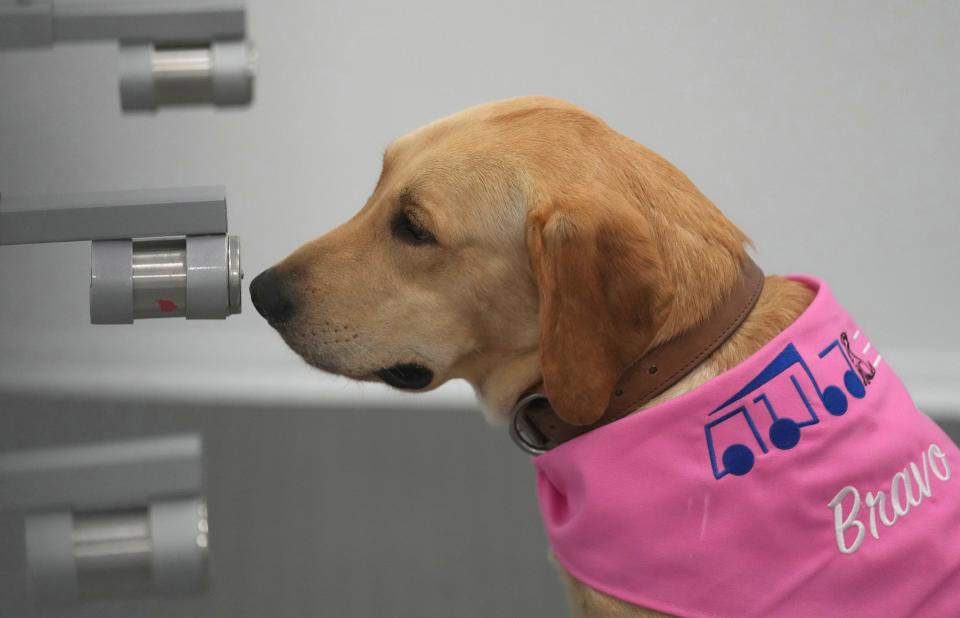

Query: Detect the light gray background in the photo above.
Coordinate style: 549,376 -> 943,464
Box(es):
1,1 -> 958,617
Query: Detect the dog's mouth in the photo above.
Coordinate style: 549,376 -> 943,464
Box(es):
375,363 -> 434,390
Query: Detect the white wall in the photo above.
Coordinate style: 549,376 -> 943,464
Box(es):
1,0 -> 958,413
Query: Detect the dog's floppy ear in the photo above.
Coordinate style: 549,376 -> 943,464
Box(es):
528,193 -> 667,425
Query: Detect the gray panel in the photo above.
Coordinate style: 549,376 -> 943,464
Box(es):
53,0 -> 245,44
0,0 -> 54,48
0,434 -> 202,511
0,187 -> 227,245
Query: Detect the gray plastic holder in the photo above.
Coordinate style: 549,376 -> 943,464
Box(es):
119,41 -> 254,111
187,235 -> 229,319
116,44 -> 156,111
90,235 -> 241,324
90,240 -> 134,325
24,512 -> 77,602
211,40 -> 254,105
151,498 -> 208,593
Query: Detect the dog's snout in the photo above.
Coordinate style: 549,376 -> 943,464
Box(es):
250,267 -> 295,325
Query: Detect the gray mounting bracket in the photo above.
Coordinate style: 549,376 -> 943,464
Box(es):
0,186 -> 243,323
0,186 -> 227,245
0,0 -> 255,110
0,434 -> 209,603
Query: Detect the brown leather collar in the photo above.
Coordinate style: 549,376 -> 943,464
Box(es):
510,257 -> 765,454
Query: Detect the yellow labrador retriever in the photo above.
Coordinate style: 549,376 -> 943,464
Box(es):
250,96 -> 814,617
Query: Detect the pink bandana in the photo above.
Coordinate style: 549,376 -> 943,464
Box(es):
534,276 -> 960,617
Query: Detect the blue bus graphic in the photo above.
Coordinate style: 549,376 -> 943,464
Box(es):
705,339 -> 867,480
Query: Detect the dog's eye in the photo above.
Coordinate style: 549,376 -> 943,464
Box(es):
391,210 -> 437,246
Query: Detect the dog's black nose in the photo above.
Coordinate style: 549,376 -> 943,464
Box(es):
250,267 -> 295,325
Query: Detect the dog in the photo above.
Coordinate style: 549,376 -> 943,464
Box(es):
250,97 -> 960,617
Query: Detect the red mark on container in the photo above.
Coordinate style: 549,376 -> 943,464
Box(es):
155,298 -> 179,313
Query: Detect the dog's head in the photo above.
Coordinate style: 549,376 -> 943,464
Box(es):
251,96 -> 748,424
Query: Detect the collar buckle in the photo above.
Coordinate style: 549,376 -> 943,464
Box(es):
509,393 -> 555,455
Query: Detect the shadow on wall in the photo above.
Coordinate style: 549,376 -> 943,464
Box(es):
0,395 -> 567,618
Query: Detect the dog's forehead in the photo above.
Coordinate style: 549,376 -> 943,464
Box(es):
382,134 -> 513,202
386,117 -> 484,168
375,98 -> 598,222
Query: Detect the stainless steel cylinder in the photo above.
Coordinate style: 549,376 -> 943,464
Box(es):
119,41 -> 256,110
152,47 -> 216,106
132,238 -> 187,319
184,235 -> 242,319
227,235 -> 242,315
25,500 -> 210,602
91,235 -> 242,323
72,507 -> 153,598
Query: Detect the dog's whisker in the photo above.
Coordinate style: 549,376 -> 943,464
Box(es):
401,344 -> 437,365
341,335 -> 392,375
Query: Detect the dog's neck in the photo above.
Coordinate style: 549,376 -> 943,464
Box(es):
605,258 -> 766,419
510,265 -> 815,453
639,274 -> 815,411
